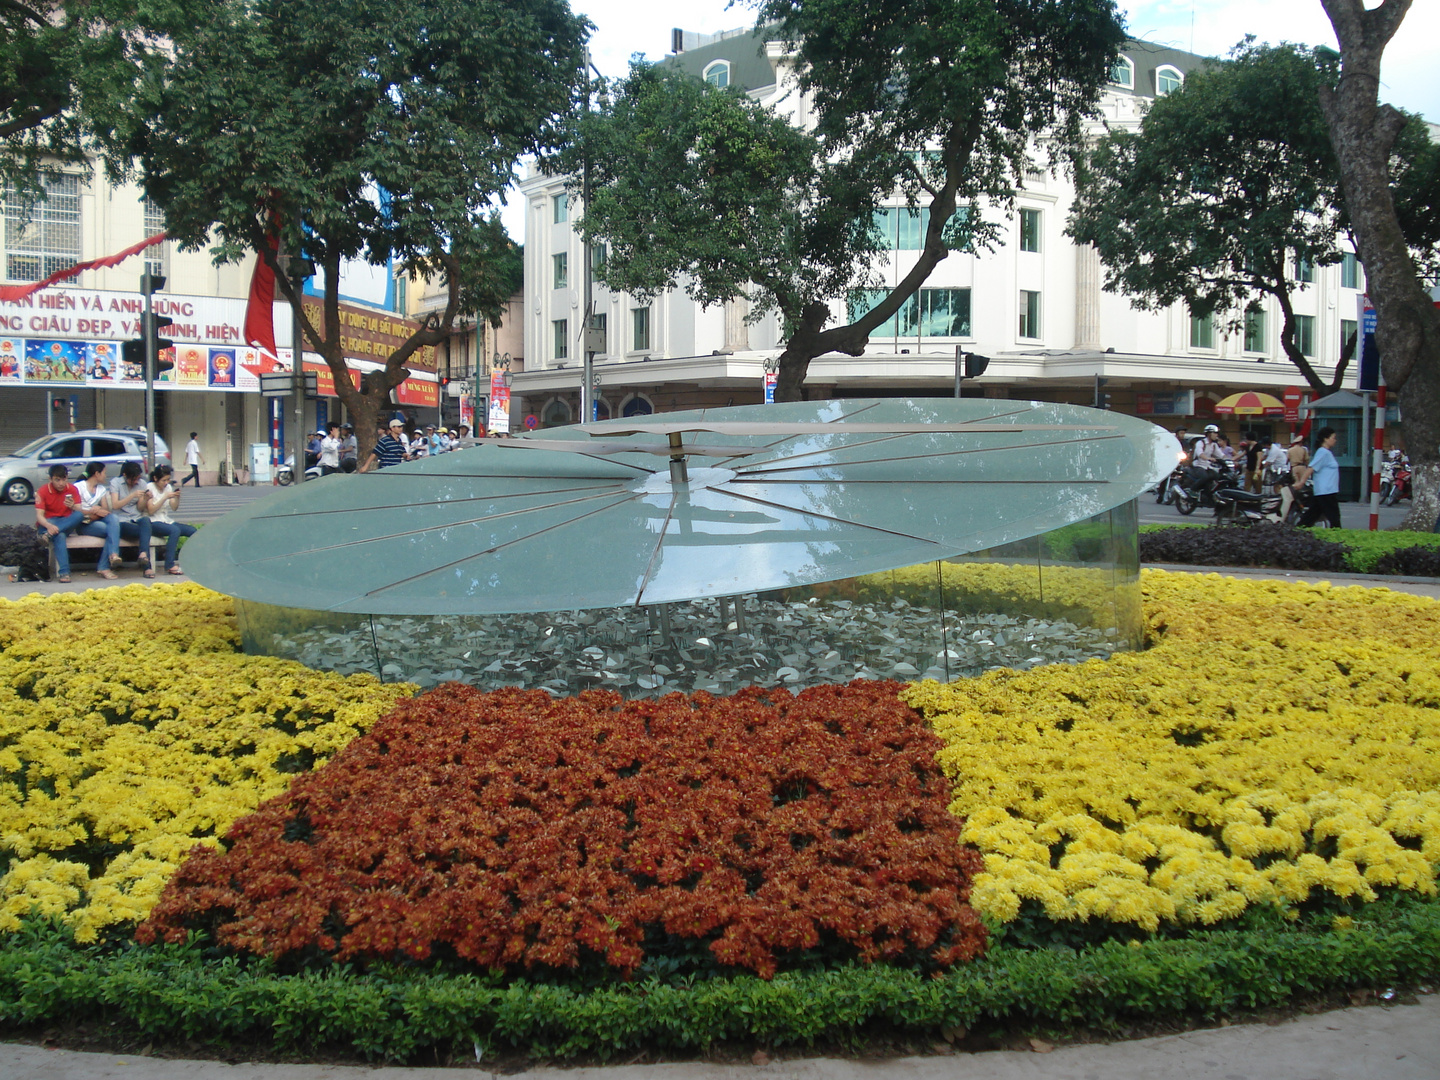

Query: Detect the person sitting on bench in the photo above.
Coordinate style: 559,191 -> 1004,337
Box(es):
33,465 -> 83,583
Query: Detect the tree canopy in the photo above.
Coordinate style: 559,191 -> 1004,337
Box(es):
0,0 -> 192,194
116,0 -> 588,451
1068,40 -> 1437,394
560,0 -> 1128,400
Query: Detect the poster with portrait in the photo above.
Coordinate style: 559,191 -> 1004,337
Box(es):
208,347 -> 236,388
86,341 -> 137,386
0,338 -> 20,382
24,339 -> 86,383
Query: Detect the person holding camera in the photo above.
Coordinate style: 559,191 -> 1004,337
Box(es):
146,463 -> 198,574
109,460 -> 156,578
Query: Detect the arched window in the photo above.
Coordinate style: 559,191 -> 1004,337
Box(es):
542,398 -> 573,428
703,60 -> 730,89
621,395 -> 654,418
1156,66 -> 1183,96
1109,56 -> 1134,89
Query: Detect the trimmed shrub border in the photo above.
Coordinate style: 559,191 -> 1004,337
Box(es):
2,900 -> 1438,1061
1139,524 -> 1440,576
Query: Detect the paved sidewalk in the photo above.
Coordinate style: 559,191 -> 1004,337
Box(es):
2,996 -> 1436,1079
0,483 -> 280,602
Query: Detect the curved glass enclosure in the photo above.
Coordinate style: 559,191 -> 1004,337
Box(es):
201,399 -> 1171,694
235,502 -> 1142,695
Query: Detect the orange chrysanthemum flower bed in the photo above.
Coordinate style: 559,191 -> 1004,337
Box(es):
138,681 -> 986,978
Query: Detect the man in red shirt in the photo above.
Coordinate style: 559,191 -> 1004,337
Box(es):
34,464 -> 84,582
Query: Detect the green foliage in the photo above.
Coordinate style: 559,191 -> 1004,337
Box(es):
562,64 -> 829,316
3,898 -> 1438,1061
567,1 -> 1126,396
114,0 -> 583,380
1139,524 -> 1440,576
0,0 -> 196,195
1068,41 -> 1439,393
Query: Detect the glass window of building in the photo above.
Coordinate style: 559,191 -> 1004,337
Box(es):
1190,311 -> 1215,349
553,318 -> 568,360
1018,290 -> 1041,339
703,60 -> 730,88
5,175 -> 81,281
1156,66 -> 1183,95
622,395 -> 654,417
1110,56 -> 1134,88
1019,208 -> 1041,253
847,287 -> 971,339
1341,318 -> 1357,352
591,243 -> 607,273
1341,252 -> 1361,290
552,193 -> 568,224
1243,306 -> 1266,352
552,252 -> 568,289
1295,256 -> 1314,283
632,306 -> 651,352
142,197 -> 167,280
1295,313 -> 1315,357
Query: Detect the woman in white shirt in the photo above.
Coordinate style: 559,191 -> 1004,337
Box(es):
145,463 -> 199,574
75,461 -> 123,579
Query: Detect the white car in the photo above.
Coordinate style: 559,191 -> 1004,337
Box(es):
0,429 -> 171,505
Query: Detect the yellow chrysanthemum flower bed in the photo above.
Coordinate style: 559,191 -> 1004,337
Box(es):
905,570 -> 1440,933
0,584 -> 414,942
2,571 -> 1437,946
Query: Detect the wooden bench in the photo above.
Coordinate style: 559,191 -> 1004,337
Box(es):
49,534 -> 167,579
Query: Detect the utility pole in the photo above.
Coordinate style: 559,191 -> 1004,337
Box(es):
283,220 -> 314,483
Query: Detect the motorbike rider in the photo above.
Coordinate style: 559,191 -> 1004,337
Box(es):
1156,427 -> 1190,503
1262,438 -> 1290,490
1193,424 -> 1226,466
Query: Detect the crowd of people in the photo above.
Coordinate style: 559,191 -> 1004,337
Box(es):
360,419 -> 492,471
1166,423 -> 1347,528
31,461 -> 198,583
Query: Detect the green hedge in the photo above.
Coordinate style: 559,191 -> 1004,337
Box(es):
3,900 -> 1438,1062
1140,524 -> 1440,575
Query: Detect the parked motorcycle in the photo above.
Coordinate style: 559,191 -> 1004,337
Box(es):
1213,481 -> 1311,526
1384,462 -> 1412,506
274,455 -> 321,486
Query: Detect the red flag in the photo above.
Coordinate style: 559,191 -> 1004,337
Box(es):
0,232 -> 167,301
243,232 -> 279,361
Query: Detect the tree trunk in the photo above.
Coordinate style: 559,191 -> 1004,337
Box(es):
1319,0 -> 1440,530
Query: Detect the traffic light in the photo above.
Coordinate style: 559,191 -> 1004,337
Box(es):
148,313 -> 175,373
52,397 -> 66,414
123,313 -> 175,375
1093,375 -> 1112,410
963,352 -> 990,379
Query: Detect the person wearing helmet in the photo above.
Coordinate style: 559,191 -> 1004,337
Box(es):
1193,424 -> 1225,465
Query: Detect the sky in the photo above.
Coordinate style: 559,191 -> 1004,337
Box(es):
500,0 -> 1438,238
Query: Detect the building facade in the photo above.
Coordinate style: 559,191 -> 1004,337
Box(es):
515,30 -> 1366,445
0,160 -> 440,483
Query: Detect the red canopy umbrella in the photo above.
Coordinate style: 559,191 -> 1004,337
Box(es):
1213,391 -> 1285,416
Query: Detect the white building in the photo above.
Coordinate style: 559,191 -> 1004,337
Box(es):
0,160 -> 441,482
516,30 -> 1362,440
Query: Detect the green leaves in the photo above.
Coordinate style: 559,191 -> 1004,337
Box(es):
1068,40 -> 1438,392
569,1 -> 1126,398
133,0 -> 588,268
4,897 -> 1440,1060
